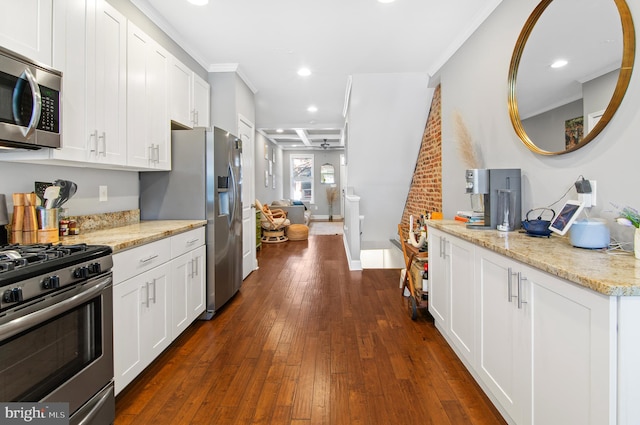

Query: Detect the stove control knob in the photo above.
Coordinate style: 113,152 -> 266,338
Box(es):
88,263 -> 102,274
73,267 -> 89,279
3,287 -> 23,303
43,275 -> 60,289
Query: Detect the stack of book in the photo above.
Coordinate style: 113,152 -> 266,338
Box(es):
455,210 -> 484,225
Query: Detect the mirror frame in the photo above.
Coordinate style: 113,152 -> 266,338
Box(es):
320,163 -> 335,184
508,0 -> 636,155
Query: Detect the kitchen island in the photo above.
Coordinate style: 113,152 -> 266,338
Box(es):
427,219 -> 640,425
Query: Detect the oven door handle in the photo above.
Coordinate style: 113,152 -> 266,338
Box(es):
0,275 -> 111,341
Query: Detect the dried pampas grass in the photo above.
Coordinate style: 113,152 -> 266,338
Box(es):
453,111 -> 482,169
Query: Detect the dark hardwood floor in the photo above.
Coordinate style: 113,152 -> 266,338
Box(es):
115,234 -> 506,425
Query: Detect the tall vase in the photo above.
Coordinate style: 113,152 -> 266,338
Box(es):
635,228 -> 640,260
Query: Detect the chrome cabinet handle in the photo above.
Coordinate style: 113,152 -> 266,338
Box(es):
150,279 -> 157,304
186,238 -> 199,245
517,273 -> 528,309
143,282 -> 150,308
99,131 -> 106,156
139,254 -> 159,264
89,130 -> 98,153
508,267 -> 518,302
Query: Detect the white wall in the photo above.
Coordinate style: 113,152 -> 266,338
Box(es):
0,162 -> 138,215
210,72 -> 256,136
254,133 -> 282,203
439,0 -> 639,245
347,73 -> 432,243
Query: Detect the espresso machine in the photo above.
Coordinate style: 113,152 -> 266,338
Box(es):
465,168 -> 522,230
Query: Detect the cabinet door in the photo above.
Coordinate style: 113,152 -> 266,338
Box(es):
170,57 -> 193,128
476,247 -> 525,424
192,73 -> 210,127
188,245 -> 206,321
113,276 -> 144,395
524,265 -> 615,425
171,246 -> 206,338
171,252 -> 191,338
427,228 -> 448,327
51,0 -> 90,161
147,40 -> 170,170
127,22 -> 170,169
447,236 -> 475,365
0,0 -> 52,65
126,22 -> 150,168
144,263 -> 172,360
93,0 -> 126,165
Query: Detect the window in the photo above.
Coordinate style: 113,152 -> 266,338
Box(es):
290,154 -> 314,202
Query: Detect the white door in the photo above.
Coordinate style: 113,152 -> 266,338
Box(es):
238,115 -> 257,279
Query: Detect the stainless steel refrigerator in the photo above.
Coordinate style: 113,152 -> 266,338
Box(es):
139,127 -> 243,319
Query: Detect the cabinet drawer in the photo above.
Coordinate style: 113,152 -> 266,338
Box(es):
113,238 -> 171,284
170,227 -> 205,258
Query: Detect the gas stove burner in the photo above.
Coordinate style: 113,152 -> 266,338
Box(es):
0,243 -> 112,288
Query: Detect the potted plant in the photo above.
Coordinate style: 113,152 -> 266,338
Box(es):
615,205 -> 640,259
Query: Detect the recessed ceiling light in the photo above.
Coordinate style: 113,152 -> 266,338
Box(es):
276,128 -> 283,133
187,0 -> 208,5
550,59 -> 568,68
297,68 -> 311,77
378,0 -> 395,3
307,105 -> 318,113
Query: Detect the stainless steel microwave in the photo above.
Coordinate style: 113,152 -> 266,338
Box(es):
0,45 -> 61,149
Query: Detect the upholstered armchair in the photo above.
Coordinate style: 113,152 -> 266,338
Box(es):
255,199 -> 291,243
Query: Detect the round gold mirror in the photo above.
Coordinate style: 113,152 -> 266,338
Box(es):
508,0 -> 635,155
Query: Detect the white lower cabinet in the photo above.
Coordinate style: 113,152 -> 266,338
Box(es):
113,228 -> 205,395
171,245 -> 205,338
113,261 -> 171,394
429,228 -> 616,425
428,228 -> 475,365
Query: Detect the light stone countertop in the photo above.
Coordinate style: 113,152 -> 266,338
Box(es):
58,220 -> 207,253
428,220 -> 640,296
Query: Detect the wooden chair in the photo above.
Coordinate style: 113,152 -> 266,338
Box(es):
398,224 -> 428,320
255,199 -> 291,243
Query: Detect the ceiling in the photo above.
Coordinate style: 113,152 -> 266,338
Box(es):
132,0 -> 503,150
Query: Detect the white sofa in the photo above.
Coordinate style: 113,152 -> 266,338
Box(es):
271,200 -> 311,225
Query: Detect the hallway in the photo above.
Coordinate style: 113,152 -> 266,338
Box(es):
115,234 -> 505,424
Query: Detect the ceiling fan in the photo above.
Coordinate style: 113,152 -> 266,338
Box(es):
321,139 -> 330,150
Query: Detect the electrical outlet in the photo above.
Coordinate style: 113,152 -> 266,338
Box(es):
99,185 -> 108,202
578,193 -> 592,208
591,180 -> 597,206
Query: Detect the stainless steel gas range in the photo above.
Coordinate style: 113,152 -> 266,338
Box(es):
0,243 -> 115,425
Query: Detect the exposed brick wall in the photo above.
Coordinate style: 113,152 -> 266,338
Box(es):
400,85 -> 442,231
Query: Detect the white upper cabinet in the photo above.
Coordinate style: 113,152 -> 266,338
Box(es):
53,0 -> 127,164
89,0 -> 127,165
3,0 -> 126,166
192,73 -> 210,128
170,56 -> 210,129
126,21 -> 170,170
169,57 -> 193,128
0,0 -> 53,65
